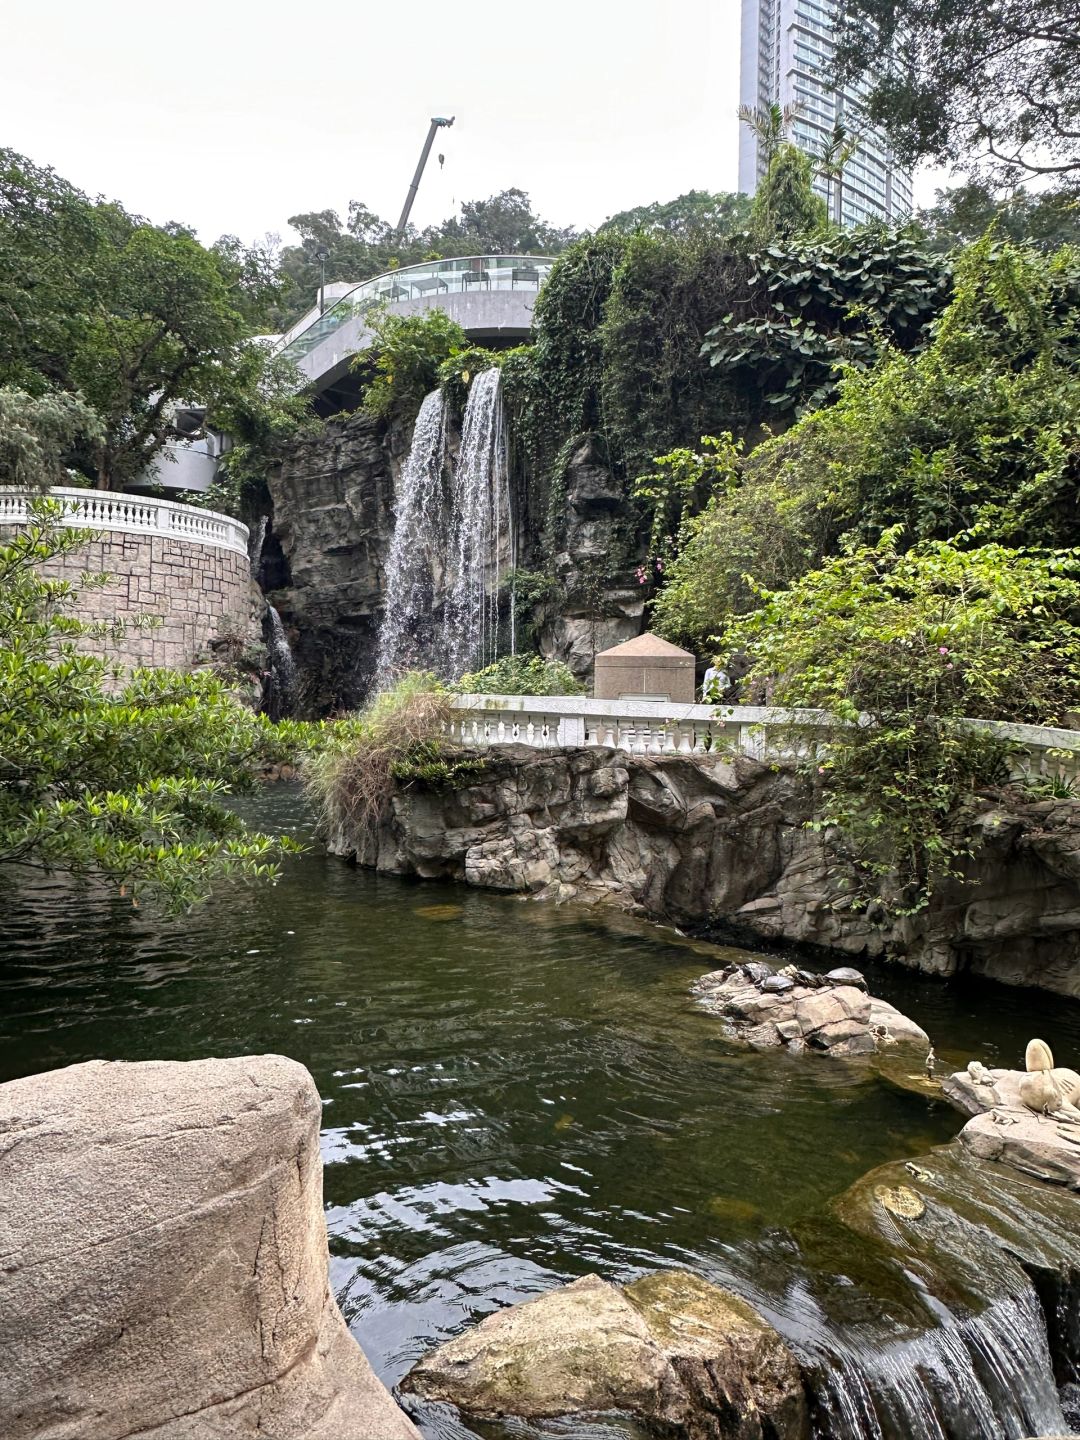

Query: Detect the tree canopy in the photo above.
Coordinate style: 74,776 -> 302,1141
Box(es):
275,188 -> 576,329
600,191 -> 752,237
0,149 -> 306,493
833,0 -> 1080,184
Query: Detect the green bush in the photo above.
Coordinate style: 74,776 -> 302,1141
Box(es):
355,309 -> 467,419
454,654 -> 584,697
0,501 -> 310,909
725,530 -> 1080,913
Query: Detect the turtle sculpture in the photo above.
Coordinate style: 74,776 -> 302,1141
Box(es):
1018,1038 -> 1080,1118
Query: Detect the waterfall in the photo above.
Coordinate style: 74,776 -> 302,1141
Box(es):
810,1287 -> 1067,1439
265,604 -> 298,719
375,389 -> 450,687
442,367 -> 514,678
374,373 -> 514,688
248,514 -> 268,579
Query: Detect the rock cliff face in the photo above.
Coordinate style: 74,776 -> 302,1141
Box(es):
331,745 -> 1080,996
267,414 -> 397,714
0,1054 -> 419,1440
266,419 -> 646,711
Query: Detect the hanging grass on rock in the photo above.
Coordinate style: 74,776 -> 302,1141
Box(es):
304,674 -> 478,834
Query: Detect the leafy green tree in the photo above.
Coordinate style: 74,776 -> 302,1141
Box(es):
649,434 -> 845,648
724,531 -> 1080,911
700,227 -> 948,418
601,190 -> 752,237
0,502 -> 309,907
749,144 -> 829,243
0,148 -> 300,492
434,188 -> 576,256
918,182 -> 1080,253
0,386 -> 102,489
832,0 -> 1080,184
356,309 -> 468,418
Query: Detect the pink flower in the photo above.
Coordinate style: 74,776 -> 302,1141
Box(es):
818,766 -> 826,774
946,662 -> 954,669
938,646 -> 949,655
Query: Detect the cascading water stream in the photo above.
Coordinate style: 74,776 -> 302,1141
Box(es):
264,604 -> 298,719
375,373 -> 514,686
248,514 -> 268,579
375,389 -> 450,687
443,367 -> 514,678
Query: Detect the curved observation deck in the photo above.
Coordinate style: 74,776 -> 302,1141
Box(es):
278,255 -> 555,404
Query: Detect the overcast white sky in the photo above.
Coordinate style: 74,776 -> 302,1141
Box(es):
2,0 -> 941,248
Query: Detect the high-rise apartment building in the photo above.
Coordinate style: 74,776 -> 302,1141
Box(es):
738,0 -> 913,227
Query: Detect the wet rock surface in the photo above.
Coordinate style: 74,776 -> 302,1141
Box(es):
336,745 -> 1080,996
691,963 -> 929,1058
403,1270 -> 808,1439
0,1055 -> 419,1440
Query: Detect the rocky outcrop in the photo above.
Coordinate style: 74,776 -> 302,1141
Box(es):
943,1060 -> 1080,1190
266,420 -> 648,710
268,413 -> 397,714
0,1055 -> 419,1440
403,1270 -> 808,1439
337,744 -> 1080,996
538,437 -> 645,678
692,962 -> 929,1058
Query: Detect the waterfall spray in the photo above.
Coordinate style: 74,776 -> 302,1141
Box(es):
442,368 -> 514,678
265,604 -> 298,719
375,389 -> 450,687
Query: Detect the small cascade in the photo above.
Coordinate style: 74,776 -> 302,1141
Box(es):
248,514 -> 268,579
443,367 -> 514,679
375,389 -> 450,687
265,604 -> 298,719
810,1287 -> 1067,1439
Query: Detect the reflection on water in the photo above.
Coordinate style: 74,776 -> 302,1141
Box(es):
3,785 -> 1080,1438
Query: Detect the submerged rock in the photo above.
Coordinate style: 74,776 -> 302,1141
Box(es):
0,1056 -> 419,1440
691,963 -> 929,1060
403,1270 -> 808,1439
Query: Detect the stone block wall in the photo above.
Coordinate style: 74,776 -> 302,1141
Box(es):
22,530 -> 254,670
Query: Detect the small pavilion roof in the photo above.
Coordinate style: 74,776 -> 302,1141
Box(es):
596,632 -> 694,659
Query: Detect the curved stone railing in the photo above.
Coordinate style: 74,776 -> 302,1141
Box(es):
449,694 -> 1080,780
0,487 -> 249,557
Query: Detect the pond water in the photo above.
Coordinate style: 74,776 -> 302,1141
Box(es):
3,786 -> 1080,1439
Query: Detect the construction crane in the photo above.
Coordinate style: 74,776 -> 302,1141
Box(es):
396,116 -> 455,237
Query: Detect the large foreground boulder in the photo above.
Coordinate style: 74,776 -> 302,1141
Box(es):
402,1270 -> 808,1439
0,1055 -> 419,1440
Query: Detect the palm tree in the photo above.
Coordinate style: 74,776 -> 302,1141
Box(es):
818,121 -> 861,223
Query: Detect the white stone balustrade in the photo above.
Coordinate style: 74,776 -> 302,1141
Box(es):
0,487 -> 249,557
449,694 -> 1080,780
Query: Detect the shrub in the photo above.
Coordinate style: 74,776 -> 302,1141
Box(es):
454,654 -> 585,696
304,673 -> 458,833
725,530 -> 1080,913
355,309 -> 467,419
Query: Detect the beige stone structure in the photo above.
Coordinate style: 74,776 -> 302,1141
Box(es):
593,632 -> 696,703
0,488 -> 253,670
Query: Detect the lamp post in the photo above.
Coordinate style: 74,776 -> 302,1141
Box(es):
315,246 -> 330,315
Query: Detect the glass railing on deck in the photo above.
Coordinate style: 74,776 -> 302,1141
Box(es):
279,255 -> 556,363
